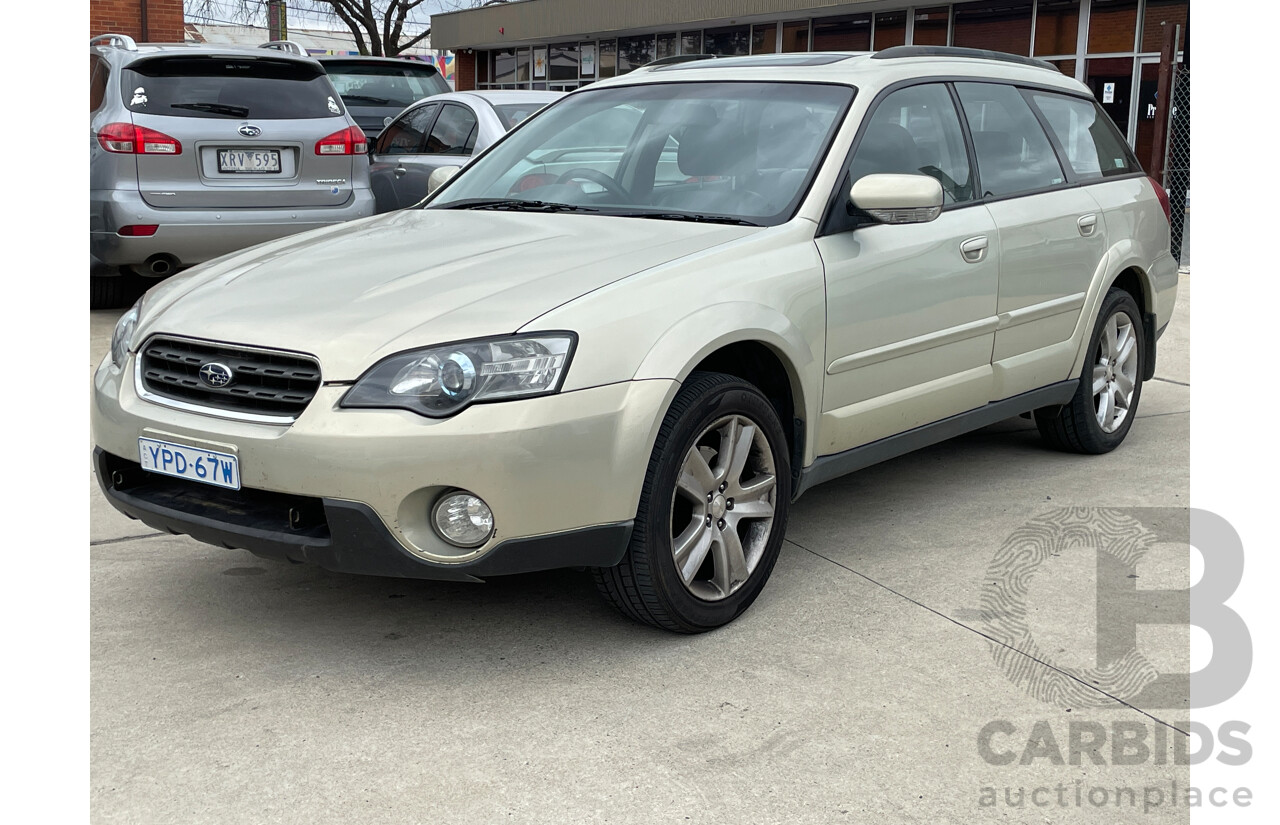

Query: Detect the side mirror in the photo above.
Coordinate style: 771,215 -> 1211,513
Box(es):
849,174 -> 943,224
427,165 -> 462,196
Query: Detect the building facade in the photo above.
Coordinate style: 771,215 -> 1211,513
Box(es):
91,0 -> 185,43
433,0 -> 1187,165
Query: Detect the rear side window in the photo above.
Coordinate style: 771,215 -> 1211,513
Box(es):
426,104 -> 479,155
492,102 -> 547,130
956,82 -> 1066,198
1030,92 -> 1137,179
90,57 -> 109,112
123,57 -> 344,120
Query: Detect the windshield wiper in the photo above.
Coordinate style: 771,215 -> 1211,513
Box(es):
440,199 -> 599,213
170,102 -> 250,117
340,95 -> 394,105
607,211 -> 761,227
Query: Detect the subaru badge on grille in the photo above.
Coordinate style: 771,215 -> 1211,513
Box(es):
199,362 -> 234,388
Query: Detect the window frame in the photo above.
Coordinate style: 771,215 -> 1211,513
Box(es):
818,76 -> 1150,237
375,102 -> 441,156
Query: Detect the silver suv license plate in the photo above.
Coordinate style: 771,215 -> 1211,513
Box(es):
139,438 -> 241,490
218,149 -> 281,173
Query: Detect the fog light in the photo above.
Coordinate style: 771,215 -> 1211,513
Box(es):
432,491 -> 494,548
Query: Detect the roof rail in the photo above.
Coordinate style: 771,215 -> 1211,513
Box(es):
260,40 -> 308,56
872,45 -> 1057,72
90,33 -> 138,51
642,53 -> 716,68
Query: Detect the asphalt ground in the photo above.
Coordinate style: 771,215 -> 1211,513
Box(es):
90,274 -> 1191,824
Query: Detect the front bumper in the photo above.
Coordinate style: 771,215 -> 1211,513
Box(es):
92,355 -> 676,577
90,188 -> 375,273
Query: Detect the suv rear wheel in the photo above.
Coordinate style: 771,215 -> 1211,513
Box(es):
593,372 -> 791,632
1035,287 -> 1145,453
90,273 -> 140,310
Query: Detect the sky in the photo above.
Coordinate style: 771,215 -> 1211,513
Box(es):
185,1 -> 447,36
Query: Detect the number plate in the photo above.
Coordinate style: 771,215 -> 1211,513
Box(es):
139,438 -> 241,490
217,149 -> 281,174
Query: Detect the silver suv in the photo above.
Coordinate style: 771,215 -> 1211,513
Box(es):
90,35 -> 374,308
92,48 -> 1179,632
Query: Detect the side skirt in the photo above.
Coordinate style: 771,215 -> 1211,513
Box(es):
794,380 -> 1079,500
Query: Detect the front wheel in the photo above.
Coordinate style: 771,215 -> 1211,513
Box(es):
593,372 -> 791,632
1035,288 -> 1145,454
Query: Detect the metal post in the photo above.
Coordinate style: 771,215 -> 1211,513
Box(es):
1149,21 -> 1179,180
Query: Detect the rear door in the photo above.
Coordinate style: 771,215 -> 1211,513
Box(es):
953,82 -> 1109,399
123,54 -> 358,209
394,103 -> 481,207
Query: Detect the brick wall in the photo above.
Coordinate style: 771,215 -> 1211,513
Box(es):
454,50 -> 476,91
91,0 -> 185,43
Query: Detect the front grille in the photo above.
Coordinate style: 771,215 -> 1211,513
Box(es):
139,336 -> 322,419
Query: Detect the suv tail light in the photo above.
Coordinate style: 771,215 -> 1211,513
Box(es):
315,126 -> 368,155
96,123 -> 182,155
1149,177 -> 1172,224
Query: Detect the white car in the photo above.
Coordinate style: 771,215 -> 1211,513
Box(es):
368,90 -> 562,212
93,47 -> 1179,633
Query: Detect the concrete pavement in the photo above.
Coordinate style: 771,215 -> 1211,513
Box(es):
90,275 -> 1192,824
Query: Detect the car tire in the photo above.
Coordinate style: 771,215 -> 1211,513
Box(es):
90,273 -> 138,310
1035,288 -> 1145,454
593,371 -> 791,633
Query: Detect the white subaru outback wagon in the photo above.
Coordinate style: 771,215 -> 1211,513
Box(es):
92,47 -> 1180,633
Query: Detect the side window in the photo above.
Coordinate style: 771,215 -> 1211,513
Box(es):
848,84 -> 974,204
955,82 -> 1066,198
377,104 -> 437,155
90,57 -> 109,112
1030,92 -> 1136,180
425,104 -> 479,156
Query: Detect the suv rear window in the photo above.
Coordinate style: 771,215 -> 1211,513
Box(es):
323,61 -> 450,108
123,57 -> 344,120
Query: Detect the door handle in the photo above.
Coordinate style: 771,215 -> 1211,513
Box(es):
960,235 -> 989,263
1078,214 -> 1098,237
394,165 -> 407,178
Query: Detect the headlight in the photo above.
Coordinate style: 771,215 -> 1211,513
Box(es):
341,334 -> 575,417
110,301 -> 141,369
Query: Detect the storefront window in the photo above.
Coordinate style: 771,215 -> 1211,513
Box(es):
781,21 -> 809,53
657,32 -> 678,60
1141,0 -> 1189,53
953,0 -> 1032,55
598,40 -> 617,78
1086,57 -> 1134,139
812,15 -> 871,51
549,43 -> 579,82
704,25 -> 749,56
1087,0 -> 1139,54
681,31 -> 702,55
515,47 -> 531,83
492,49 -> 516,85
1034,0 -> 1080,56
1050,58 -> 1077,78
913,7 -> 951,46
618,35 -> 656,73
873,11 -> 907,49
752,23 -> 778,54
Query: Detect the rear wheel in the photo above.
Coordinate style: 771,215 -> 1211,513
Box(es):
1035,288 -> 1145,453
593,372 -> 791,633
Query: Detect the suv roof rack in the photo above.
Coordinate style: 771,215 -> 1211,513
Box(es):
90,33 -> 138,51
260,40 -> 308,56
872,45 -> 1057,72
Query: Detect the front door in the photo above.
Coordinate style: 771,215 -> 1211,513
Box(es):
816,83 -> 999,456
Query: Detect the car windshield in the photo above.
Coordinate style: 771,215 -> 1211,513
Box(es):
430,81 -> 854,226
324,62 -> 449,108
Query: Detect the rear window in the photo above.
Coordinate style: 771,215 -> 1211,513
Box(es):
323,61 -> 450,108
492,102 -> 548,130
122,57 -> 344,120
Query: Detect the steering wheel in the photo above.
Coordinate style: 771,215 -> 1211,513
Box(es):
555,167 -> 629,200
